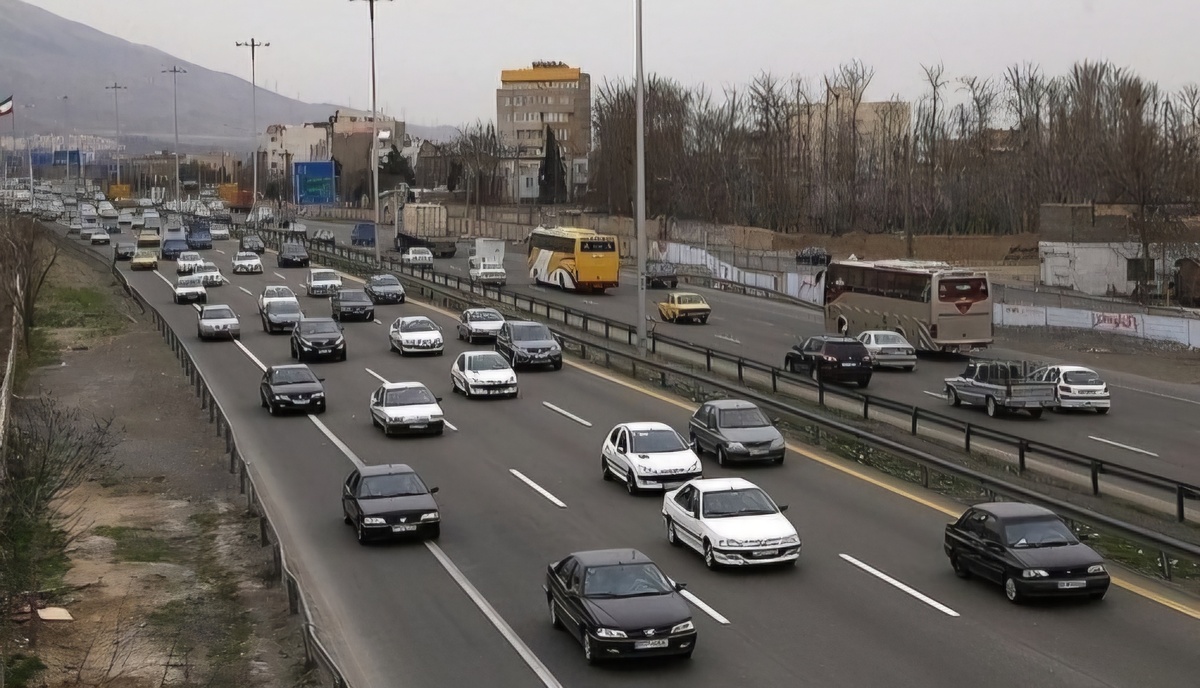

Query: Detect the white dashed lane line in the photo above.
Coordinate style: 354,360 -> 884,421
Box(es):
273,271 -> 288,281
839,553 -> 960,618
239,286 -> 253,296
508,469 -> 567,508
542,402 -> 592,427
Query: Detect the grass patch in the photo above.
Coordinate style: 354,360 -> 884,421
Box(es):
92,525 -> 181,564
2,654 -> 46,688
37,285 -> 125,333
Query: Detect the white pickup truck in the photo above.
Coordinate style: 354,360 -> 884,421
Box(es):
469,257 -> 507,286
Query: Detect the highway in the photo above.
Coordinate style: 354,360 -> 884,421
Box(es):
66,228 -> 1200,687
297,216 -> 1200,485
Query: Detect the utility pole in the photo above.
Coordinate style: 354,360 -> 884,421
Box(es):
60,95 -> 70,185
634,0 -> 648,356
105,82 -> 127,185
163,66 -> 187,204
350,0 -> 394,265
236,39 -> 269,215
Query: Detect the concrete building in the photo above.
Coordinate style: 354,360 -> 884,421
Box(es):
496,62 -> 592,203
260,123 -> 330,174
791,90 -> 912,152
302,109 -> 405,205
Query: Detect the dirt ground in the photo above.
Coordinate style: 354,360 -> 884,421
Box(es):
993,327 -> 1200,386
7,248 -> 314,687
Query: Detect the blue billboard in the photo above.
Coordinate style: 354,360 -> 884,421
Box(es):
293,160 -> 337,205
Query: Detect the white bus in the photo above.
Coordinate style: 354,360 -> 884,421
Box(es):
822,259 -> 993,352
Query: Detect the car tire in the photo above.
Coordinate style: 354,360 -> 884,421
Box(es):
552,359 -> 562,371
703,541 -> 719,570
1004,576 -> 1023,604
950,553 -> 971,578
857,377 -> 870,389
666,518 -> 679,546
903,365 -> 915,372
356,519 -> 368,546
339,350 -> 347,362
625,471 -> 639,495
583,634 -> 596,665
1028,408 -> 1044,419
1096,407 -> 1109,415
260,391 -> 268,408
986,396 -> 1000,418
689,432 -> 702,454
549,598 -> 563,629
267,399 -> 277,416
717,446 -> 729,467
946,387 -> 961,407
787,358 -> 800,373
343,508 -> 352,525
399,296 -> 405,304
601,456 -> 612,481
427,523 -> 441,540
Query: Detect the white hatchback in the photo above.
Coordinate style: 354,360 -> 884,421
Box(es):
258,285 -> 298,313
194,262 -> 224,287
1029,365 -> 1111,414
662,478 -> 801,569
450,351 -> 517,399
232,252 -> 264,274
601,422 -> 703,494
389,316 -> 444,356
369,382 -> 445,436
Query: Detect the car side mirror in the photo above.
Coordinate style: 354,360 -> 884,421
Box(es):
317,378 -> 325,382
435,396 -> 443,403
344,485 -> 352,495
674,581 -> 687,591
771,417 -> 781,425
778,504 -> 789,512
430,486 -> 439,494
689,439 -> 698,450
617,447 -> 626,454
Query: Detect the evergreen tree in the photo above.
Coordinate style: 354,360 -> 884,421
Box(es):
538,127 -> 568,204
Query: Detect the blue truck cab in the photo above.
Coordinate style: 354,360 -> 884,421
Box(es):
351,222 -> 376,247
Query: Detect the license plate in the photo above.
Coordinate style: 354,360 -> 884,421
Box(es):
293,399 -> 309,404
1058,580 -> 1086,589
410,423 -> 428,429
750,449 -> 767,456
391,525 -> 417,532
756,549 -> 779,557
320,349 -> 331,354
634,640 -> 668,650
841,362 -> 856,367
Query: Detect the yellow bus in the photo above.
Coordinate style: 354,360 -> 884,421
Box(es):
527,226 -> 619,293
823,259 -> 993,352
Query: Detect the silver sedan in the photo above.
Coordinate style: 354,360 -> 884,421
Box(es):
857,330 -> 917,371
197,305 -> 241,341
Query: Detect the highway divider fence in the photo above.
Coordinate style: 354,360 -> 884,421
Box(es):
247,228 -> 1200,528
47,227 -> 352,688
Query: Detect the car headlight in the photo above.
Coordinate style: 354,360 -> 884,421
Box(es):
670,621 -> 694,634
727,442 -> 746,452
781,534 -> 801,545
420,512 -> 439,521
550,343 -> 561,352
1088,564 -> 1106,574
770,437 -> 785,449
334,336 -> 345,346
312,392 -> 325,398
718,539 -> 745,548
273,394 -> 287,400
430,414 -> 444,422
362,517 -> 386,525
506,376 -> 517,385
594,628 -> 626,639
687,461 -> 701,472
1022,569 -> 1049,578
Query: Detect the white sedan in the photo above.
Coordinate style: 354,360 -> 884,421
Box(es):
389,316 -> 444,356
662,478 -> 801,569
258,285 -> 298,313
173,275 -> 207,305
601,422 -> 703,495
1029,365 -> 1111,414
305,268 -> 342,297
450,351 -> 517,399
857,330 -> 917,371
231,251 -> 264,275
456,307 -> 505,343
401,247 -> 434,267
369,382 -> 445,436
210,224 -> 231,240
177,251 -> 205,275
194,262 -> 224,287
90,229 -> 111,245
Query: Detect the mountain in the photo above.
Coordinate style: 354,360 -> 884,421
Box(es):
0,0 -> 452,150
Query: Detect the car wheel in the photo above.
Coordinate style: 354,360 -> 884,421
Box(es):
665,518 -> 679,546
1028,408 -> 1044,419
389,339 -> 398,353
399,296 -> 405,304
986,396 -> 1000,418
601,456 -> 612,481
356,519 -> 368,546
426,523 -> 440,540
343,507 -> 352,525
717,446 -> 729,467
583,634 -> 596,665
1089,590 -> 1107,602
1096,407 -> 1109,415
260,391 -> 268,408
704,541 -> 719,570
625,471 -> 639,495
1004,576 -> 1022,604
946,387 -> 960,407
903,365 -> 915,372
689,432 -> 702,454
950,553 -> 971,578
787,358 -> 800,373
549,598 -> 563,629
552,359 -> 562,371
267,399 -> 277,416
857,377 -> 870,389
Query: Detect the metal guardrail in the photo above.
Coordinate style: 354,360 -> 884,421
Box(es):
246,227 -> 1200,526
49,228 -> 351,688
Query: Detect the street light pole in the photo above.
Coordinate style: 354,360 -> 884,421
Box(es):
60,95 -> 70,184
236,39 -> 269,214
634,0 -> 648,356
105,82 -> 127,185
350,0 -> 394,265
163,66 -> 187,204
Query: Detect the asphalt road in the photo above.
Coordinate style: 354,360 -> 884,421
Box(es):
76,230 -> 1200,687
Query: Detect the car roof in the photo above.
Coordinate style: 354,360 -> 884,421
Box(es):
812,335 -> 860,343
297,316 -> 336,323
358,463 -> 415,477
397,315 -> 433,323
200,304 -> 232,312
971,502 -> 1058,520
267,364 -> 311,372
620,421 -> 674,432
380,381 -> 429,391
464,307 -> 500,314
1053,365 -> 1099,374
689,477 -> 760,493
568,549 -> 654,567
264,285 -> 293,293
669,291 -> 702,297
861,330 -> 906,336
462,350 -> 504,359
705,399 -> 760,411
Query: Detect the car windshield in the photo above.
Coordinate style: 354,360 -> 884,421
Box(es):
134,250 -> 155,258
358,473 -> 426,499
177,277 -> 203,288
180,252 -> 200,261
629,429 -> 686,453
676,294 -> 706,305
268,301 -> 300,315
1063,370 -> 1102,385
400,319 -> 436,333
203,307 -> 234,320
339,291 -> 370,302
1005,517 -> 1079,548
383,387 -> 437,406
299,321 -> 340,335
411,249 -> 431,256
118,244 -> 135,251
198,263 -> 217,272
284,244 -> 307,254
265,287 -> 293,299
371,275 -> 400,286
236,253 -> 258,261
718,407 -> 770,428
511,323 -> 552,342
582,563 -> 674,598
872,333 -> 908,346
466,353 -> 509,371
702,488 -> 778,518
270,368 -> 317,385
244,236 -> 263,245
312,271 -> 337,282
468,310 -> 503,322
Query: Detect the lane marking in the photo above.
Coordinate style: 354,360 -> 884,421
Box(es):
1110,384 -> 1200,407
839,554 -> 960,618
923,390 -> 946,399
274,271 -> 288,280
425,542 -> 564,688
215,248 -> 226,254
714,334 -> 742,345
1088,436 -> 1159,458
677,588 -> 730,625
444,419 -> 459,432
746,318 -> 775,328
308,416 -> 366,470
508,469 -> 567,508
232,339 -> 268,372
448,265 -> 461,271
152,269 -> 173,288
373,319 -> 383,325
541,401 -> 592,427
239,286 -> 253,296
364,367 -> 457,431
193,303 -> 202,313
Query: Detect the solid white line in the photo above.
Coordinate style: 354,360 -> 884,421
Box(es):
232,339 -> 267,372
444,420 -> 458,432
364,367 -> 388,383
922,390 -> 946,399
839,553 -> 960,618
508,469 -> 567,508
425,542 -> 564,688
541,401 -> 592,427
678,589 -> 731,625
273,271 -> 288,280
714,334 -> 742,345
1110,384 -> 1200,407
153,269 -> 173,288
308,416 -> 366,469
1088,436 -> 1160,457
239,286 -> 253,296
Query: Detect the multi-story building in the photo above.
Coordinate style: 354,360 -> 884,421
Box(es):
496,62 -> 592,202
260,123 -> 330,174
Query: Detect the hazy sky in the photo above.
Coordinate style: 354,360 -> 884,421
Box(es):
22,0 -> 1200,127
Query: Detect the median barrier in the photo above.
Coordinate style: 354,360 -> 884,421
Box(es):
242,226 -> 1200,528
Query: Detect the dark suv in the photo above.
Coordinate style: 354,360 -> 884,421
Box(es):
331,289 -> 374,322
495,321 -> 562,370
277,242 -> 310,268
240,233 -> 266,254
784,335 -> 872,387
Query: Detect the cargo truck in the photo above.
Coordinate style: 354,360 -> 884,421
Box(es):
393,203 -> 456,258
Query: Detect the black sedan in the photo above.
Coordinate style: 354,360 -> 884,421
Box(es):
261,299 -> 303,333
341,464 -> 440,543
240,234 -> 266,254
259,364 -> 326,415
113,242 -> 137,261
331,289 -> 375,322
545,549 -> 696,664
290,317 -> 346,362
364,273 -> 406,304
277,242 -> 310,267
944,502 -> 1111,603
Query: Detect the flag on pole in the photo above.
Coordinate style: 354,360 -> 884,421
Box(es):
0,96 -> 12,116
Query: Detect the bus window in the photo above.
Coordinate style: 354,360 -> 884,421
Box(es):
938,278 -> 988,303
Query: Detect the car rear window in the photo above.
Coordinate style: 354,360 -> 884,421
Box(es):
204,307 -> 234,319
825,342 -> 867,357
339,291 -> 370,302
1063,370 -> 1102,385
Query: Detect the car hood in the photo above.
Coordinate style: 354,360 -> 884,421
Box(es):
268,382 -> 324,396
468,321 -> 504,332
398,331 -> 442,342
311,279 -> 341,286
1011,543 -> 1104,569
201,317 -> 238,328
631,449 -> 699,469
720,426 -> 782,444
297,332 -> 342,345
357,493 -> 438,517
513,338 -> 557,350
267,311 -> 301,321
464,369 -> 515,383
381,402 -> 442,420
371,285 -> 405,294
704,513 -> 796,541
581,593 -> 690,630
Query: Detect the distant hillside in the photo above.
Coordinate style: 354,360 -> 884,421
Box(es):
0,0 -> 451,148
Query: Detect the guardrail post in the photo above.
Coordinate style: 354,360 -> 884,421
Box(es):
863,396 -> 870,420
1090,461 -> 1101,495
1160,550 -> 1173,581
273,543 -> 282,581
964,424 -> 972,452
920,465 -> 929,488
259,516 -> 269,546
706,349 -> 712,372
910,408 -> 918,435
287,575 -> 300,614
239,460 -> 247,495
209,394 -> 216,423
737,359 -> 744,384
660,371 -> 667,388
229,451 -> 237,475
1018,441 -> 1027,474
818,383 -> 825,407
1177,486 -> 1187,523
771,370 -> 778,393
225,426 -> 232,454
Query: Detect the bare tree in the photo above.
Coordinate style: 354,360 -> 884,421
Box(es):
0,216 -> 59,352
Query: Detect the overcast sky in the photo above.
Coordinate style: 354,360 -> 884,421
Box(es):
23,0 -> 1200,127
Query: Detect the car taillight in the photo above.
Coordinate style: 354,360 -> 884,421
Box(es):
862,356 -> 871,362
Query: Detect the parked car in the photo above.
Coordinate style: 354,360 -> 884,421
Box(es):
856,330 -> 917,371
1028,365 -> 1111,414
688,399 -> 785,465
783,335 -> 873,387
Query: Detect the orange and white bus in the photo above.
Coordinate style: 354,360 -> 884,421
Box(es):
822,259 -> 993,352
527,225 -> 619,293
